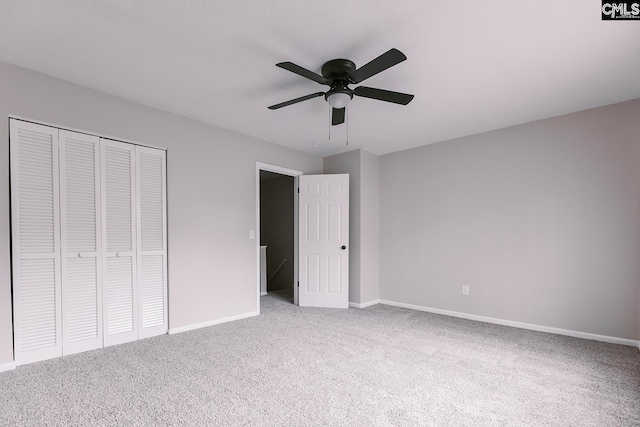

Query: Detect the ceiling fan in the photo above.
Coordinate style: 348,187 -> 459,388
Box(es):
268,48 -> 414,126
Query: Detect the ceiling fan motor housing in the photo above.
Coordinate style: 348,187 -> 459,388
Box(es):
322,59 -> 357,86
322,59 -> 356,102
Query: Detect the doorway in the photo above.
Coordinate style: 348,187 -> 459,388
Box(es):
255,163 -> 301,314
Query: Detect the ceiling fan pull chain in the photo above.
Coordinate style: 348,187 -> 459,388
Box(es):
328,106 -> 331,140
346,106 -> 349,146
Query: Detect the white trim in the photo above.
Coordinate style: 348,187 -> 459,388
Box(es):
256,162 -> 303,178
0,362 -> 16,373
168,311 -> 259,335
255,162 -> 302,314
378,300 -> 640,348
349,299 -> 380,309
260,292 -> 268,296
8,116 -> 167,151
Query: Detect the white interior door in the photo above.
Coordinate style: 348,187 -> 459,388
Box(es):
135,146 -> 168,339
298,174 -> 349,308
10,120 -> 63,364
101,139 -> 138,346
60,130 -> 103,355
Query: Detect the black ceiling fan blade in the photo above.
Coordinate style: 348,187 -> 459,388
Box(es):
268,92 -> 325,110
349,48 -> 407,84
276,62 -> 328,85
354,86 -> 414,105
332,108 -> 345,126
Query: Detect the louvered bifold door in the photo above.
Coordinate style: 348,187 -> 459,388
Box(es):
10,119 -> 63,364
59,130 -> 103,355
136,147 -> 168,338
101,139 -> 138,346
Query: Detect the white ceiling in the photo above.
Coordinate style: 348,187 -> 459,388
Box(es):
1,1 -> 639,157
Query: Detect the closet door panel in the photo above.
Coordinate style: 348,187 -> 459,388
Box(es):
106,257 -> 135,334
59,130 -> 103,355
64,258 -> 100,343
10,119 -> 62,364
136,147 -> 168,338
101,139 -> 138,346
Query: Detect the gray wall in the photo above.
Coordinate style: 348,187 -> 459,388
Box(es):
0,61 -> 323,365
260,175 -> 294,291
359,150 -> 380,304
380,99 -> 640,340
324,149 -> 380,305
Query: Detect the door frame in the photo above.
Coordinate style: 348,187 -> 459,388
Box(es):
255,162 -> 302,313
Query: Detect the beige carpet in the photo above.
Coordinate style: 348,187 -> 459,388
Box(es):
1,290 -> 639,426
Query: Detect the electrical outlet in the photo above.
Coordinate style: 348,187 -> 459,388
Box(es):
462,285 -> 469,295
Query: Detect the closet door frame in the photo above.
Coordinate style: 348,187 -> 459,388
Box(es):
10,120 -> 63,365
10,117 -> 169,364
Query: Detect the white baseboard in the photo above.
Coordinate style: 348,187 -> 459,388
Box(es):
349,299 -> 381,309
378,299 -> 639,348
0,361 -> 16,373
168,311 -> 259,335
260,292 -> 268,296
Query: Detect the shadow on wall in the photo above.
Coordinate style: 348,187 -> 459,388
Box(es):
260,172 -> 294,292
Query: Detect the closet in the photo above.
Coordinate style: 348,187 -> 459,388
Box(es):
10,119 -> 167,365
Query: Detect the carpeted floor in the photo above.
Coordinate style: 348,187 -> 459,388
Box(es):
1,291 -> 639,426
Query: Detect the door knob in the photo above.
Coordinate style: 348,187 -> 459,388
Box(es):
341,245 -> 346,250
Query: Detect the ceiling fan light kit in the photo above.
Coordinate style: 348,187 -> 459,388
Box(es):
326,90 -> 352,109
269,48 -> 414,128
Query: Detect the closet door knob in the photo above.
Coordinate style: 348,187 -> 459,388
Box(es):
116,252 -> 121,257
78,252 -> 84,258
341,246 -> 346,250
